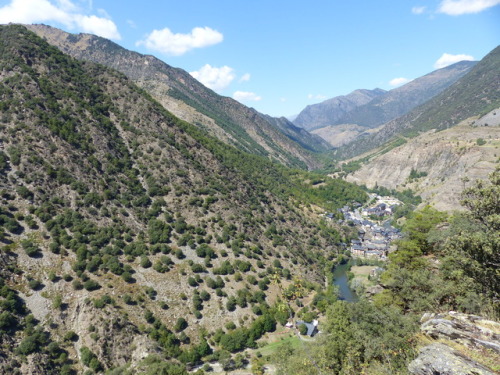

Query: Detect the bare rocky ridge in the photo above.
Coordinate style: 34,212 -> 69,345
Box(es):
345,109 -> 500,211
24,24 -> 326,169
409,343 -> 496,375
409,312 -> 499,375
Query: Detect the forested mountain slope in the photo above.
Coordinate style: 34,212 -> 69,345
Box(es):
0,25 -> 367,374
25,24 -> 328,169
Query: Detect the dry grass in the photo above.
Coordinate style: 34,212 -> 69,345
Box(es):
444,339 -> 500,373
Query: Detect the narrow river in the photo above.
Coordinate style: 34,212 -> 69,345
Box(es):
332,263 -> 358,302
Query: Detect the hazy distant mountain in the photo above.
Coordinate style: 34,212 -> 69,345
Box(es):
338,61 -> 477,129
335,45 -> 500,160
26,24 -> 326,168
294,61 -> 476,139
293,88 -> 386,130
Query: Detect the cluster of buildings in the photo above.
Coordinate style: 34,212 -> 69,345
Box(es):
329,196 -> 403,260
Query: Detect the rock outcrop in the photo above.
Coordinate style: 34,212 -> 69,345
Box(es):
409,312 -> 499,375
409,343 -> 495,375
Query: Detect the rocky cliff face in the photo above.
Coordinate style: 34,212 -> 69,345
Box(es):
24,24 -> 324,169
345,109 -> 500,211
409,311 -> 499,375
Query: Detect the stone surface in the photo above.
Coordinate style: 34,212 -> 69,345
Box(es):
421,312 -> 500,354
408,343 -> 495,375
409,312 -> 500,375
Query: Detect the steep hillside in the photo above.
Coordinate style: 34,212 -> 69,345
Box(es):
335,46 -> 500,160
344,109 -> 500,211
259,114 -> 331,152
311,124 -> 372,147
24,24 -> 326,169
0,25 -> 366,374
293,88 -> 386,130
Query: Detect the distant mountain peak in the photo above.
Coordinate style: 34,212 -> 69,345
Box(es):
294,60 -> 477,144
293,88 -> 386,130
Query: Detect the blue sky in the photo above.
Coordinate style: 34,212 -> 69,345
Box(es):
1,0 -> 499,117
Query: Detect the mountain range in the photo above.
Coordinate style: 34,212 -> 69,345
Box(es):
335,45 -> 500,160
293,88 -> 386,130
293,60 -> 477,147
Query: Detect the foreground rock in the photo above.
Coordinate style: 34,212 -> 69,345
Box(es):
409,343 -> 495,375
409,312 -> 499,375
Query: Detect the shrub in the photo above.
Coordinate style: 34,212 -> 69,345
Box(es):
80,346 -> 102,371
188,277 -> 198,287
200,290 -> 210,301
16,330 -> 47,355
121,272 -> 133,283
83,279 -> 100,291
63,330 -> 78,342
21,240 -> 40,257
174,318 -> 187,332
28,279 -> 42,290
140,256 -> 152,268
226,297 -> 236,312
193,294 -> 203,311
191,263 -> 206,273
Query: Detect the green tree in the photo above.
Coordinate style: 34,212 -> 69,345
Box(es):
445,168 -> 500,301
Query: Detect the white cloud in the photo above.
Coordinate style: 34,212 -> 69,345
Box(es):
411,6 -> 427,14
239,73 -> 251,82
190,64 -> 235,91
308,93 -> 327,100
137,26 -> 223,56
389,77 -> 411,87
126,19 -> 136,29
0,0 -> 120,39
233,91 -> 262,102
438,0 -> 500,15
76,14 -> 120,39
434,52 -> 475,68
57,0 -> 78,13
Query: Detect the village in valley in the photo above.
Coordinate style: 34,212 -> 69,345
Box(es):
327,194 -> 403,260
